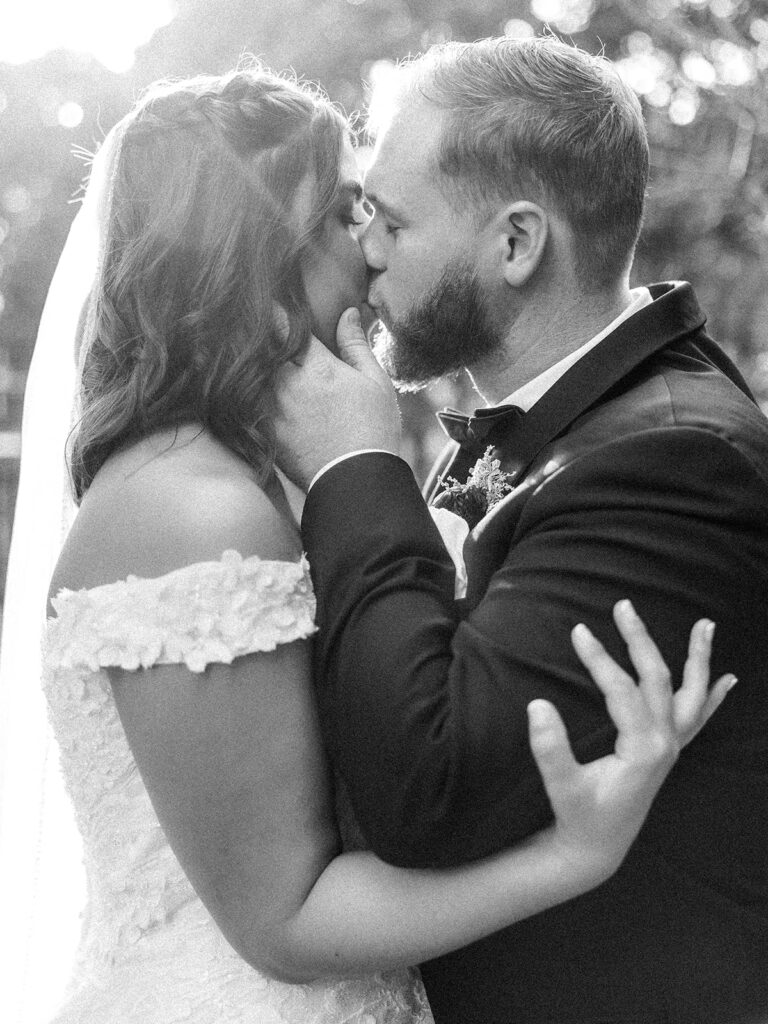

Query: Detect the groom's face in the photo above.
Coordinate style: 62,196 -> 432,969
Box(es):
361,98 -> 503,387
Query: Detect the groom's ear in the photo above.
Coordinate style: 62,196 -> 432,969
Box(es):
488,201 -> 548,288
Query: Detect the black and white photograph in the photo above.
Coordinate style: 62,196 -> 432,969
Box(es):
0,2 -> 766,1022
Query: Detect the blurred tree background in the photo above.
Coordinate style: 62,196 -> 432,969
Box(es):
1,0 -> 767,611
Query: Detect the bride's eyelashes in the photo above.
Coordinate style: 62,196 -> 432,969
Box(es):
339,196 -> 372,233
342,212 -> 365,228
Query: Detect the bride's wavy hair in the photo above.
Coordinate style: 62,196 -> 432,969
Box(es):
69,66 -> 350,502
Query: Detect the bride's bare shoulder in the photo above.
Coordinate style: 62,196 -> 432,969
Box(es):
49,426 -> 300,602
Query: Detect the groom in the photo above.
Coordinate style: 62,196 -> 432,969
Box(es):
276,37 -> 768,1024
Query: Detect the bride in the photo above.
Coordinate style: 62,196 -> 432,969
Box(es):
1,66 -> 731,1024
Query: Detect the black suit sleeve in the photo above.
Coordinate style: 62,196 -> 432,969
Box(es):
302,432 -> 768,868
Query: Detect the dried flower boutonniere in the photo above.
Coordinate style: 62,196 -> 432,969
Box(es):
433,447 -> 515,529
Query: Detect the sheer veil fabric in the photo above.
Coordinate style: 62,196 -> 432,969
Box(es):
0,122 -> 126,1022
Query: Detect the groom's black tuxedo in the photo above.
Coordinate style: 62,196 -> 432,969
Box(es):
302,282 -> 768,1023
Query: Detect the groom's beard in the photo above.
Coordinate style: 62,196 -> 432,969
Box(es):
372,257 -> 504,393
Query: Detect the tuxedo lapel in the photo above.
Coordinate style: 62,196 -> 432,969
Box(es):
424,281 -> 703,502
491,281 -> 706,485
433,282 -> 744,608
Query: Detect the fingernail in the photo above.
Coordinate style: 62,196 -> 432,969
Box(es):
346,307 -> 361,326
616,599 -> 636,617
527,699 -> 553,726
725,675 -> 738,690
573,623 -> 594,641
703,620 -> 715,640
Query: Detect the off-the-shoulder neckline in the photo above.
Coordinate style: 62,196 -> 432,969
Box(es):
49,549 -> 309,608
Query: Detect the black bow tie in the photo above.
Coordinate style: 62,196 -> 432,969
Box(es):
436,404 -> 525,450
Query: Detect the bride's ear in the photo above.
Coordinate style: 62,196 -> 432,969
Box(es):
486,201 -> 549,289
272,303 -> 290,341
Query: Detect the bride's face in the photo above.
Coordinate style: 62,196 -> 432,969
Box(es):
299,140 -> 372,352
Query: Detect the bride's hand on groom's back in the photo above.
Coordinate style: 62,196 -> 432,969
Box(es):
527,602 -> 736,877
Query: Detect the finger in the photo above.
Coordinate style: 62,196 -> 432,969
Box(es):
272,339 -> 338,439
275,335 -> 335,391
527,699 -> 580,795
612,600 -> 672,721
675,638 -> 737,745
672,619 -> 714,734
571,623 -> 652,739
696,674 -> 738,732
336,308 -> 388,381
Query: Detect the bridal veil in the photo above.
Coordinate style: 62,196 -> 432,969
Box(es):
0,121 -> 126,1023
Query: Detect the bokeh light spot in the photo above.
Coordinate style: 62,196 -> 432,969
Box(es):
421,21 -> 452,47
530,0 -> 594,34
626,31 -> 654,55
710,0 -> 737,16
681,51 -> 716,89
712,41 -> 755,87
504,19 -> 535,39
2,188 -> 32,215
57,101 -> 84,128
668,89 -> 698,126
616,53 -> 667,95
97,45 -> 137,75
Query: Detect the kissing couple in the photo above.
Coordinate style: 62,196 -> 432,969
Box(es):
7,33 -> 768,1024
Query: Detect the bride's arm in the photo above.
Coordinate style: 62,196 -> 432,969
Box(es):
104,482 -> 731,983
278,611 -> 732,981
112,608 -> 729,983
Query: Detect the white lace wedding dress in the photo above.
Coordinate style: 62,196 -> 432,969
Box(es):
42,549 -> 432,1024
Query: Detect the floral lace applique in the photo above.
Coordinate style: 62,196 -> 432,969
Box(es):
46,549 -> 317,674
41,551 -> 432,1023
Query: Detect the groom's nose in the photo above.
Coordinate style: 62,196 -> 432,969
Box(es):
358,216 -> 385,272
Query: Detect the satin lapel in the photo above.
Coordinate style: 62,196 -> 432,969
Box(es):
499,281 -> 706,483
459,283 -> 707,609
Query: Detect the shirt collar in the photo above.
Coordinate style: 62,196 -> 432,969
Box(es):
496,287 -> 653,412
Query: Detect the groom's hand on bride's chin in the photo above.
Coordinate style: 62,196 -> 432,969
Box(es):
273,308 -> 402,491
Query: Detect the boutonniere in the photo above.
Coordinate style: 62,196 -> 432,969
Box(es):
433,447 -> 515,529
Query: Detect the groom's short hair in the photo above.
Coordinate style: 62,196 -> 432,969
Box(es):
403,36 -> 649,289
